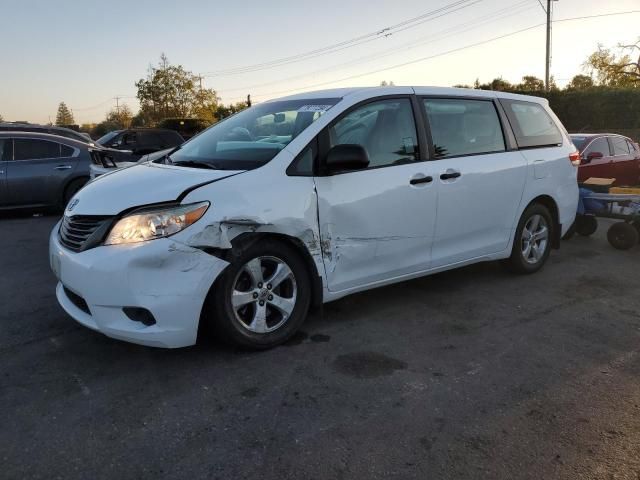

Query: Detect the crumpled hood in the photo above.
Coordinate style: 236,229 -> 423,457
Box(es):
68,162 -> 243,216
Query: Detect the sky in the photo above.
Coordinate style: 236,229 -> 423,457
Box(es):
1,0 -> 638,124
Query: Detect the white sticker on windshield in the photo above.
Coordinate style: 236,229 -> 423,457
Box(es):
297,105 -> 333,113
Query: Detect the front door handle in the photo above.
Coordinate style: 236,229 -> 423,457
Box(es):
410,175 -> 433,185
440,170 -> 461,180
54,165 -> 72,170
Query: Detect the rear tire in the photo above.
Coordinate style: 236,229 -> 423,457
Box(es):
607,222 -> 638,250
506,203 -> 553,274
205,239 -> 311,349
575,215 -> 598,237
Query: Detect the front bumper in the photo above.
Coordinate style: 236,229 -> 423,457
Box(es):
50,221 -> 229,348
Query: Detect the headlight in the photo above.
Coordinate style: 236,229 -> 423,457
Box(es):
104,202 -> 209,245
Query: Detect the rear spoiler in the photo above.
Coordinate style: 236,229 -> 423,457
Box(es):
89,149 -> 117,168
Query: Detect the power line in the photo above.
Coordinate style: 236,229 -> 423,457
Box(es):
201,0 -> 482,77
72,95 -> 136,112
223,9 -> 640,102
225,23 -> 547,102
71,97 -> 114,111
217,0 -> 535,96
554,9 -> 640,23
536,0 -> 546,14
218,0 -> 533,94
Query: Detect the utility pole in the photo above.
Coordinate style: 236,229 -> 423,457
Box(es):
247,94 -> 251,107
113,96 -> 121,115
545,0 -> 555,91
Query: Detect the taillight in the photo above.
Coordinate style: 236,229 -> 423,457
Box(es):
569,151 -> 581,167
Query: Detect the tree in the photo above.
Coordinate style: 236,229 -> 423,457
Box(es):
476,77 -> 513,91
566,74 -> 595,91
191,87 -> 222,123
135,53 -> 221,124
516,75 -> 545,92
619,39 -> 640,83
106,104 -> 133,129
213,101 -> 250,120
584,44 -> 639,88
55,102 -> 74,125
0,113 -> 3,122
380,80 -> 395,86
91,121 -> 120,139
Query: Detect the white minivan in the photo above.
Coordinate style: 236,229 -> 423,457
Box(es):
50,86 -> 579,349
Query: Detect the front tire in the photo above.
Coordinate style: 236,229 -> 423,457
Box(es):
507,204 -> 553,274
206,239 -> 311,349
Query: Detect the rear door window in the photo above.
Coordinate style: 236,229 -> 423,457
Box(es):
13,139 -> 61,160
584,137 -> 610,157
422,98 -> 505,158
501,100 -> 562,148
610,136 -> 631,156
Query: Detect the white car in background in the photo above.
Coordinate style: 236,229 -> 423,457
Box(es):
89,148 -> 172,179
50,86 -> 579,349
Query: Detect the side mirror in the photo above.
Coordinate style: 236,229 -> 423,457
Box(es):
325,144 -> 369,174
586,151 -> 604,163
110,142 -> 120,148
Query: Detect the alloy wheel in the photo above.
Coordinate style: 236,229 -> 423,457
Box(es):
230,256 -> 297,334
521,214 -> 549,265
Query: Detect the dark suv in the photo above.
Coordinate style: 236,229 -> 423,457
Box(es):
96,128 -> 184,160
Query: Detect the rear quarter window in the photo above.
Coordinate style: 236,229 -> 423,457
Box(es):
61,144 -> 75,157
501,99 -> 563,149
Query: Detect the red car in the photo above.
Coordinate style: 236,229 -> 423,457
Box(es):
570,133 -> 640,186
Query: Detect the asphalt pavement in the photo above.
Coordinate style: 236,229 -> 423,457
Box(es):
1,212 -> 640,479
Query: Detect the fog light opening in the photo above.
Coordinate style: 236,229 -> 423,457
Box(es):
123,307 -> 156,326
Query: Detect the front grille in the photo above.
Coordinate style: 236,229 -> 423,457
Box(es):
63,286 -> 91,315
59,215 -> 112,252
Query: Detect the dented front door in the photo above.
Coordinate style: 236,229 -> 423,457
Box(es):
314,97 -> 437,292
315,163 -> 438,292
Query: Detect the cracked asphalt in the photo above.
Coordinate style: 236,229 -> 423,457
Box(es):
2,212 -> 640,479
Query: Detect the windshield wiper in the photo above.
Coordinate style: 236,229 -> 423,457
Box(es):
171,159 -> 219,170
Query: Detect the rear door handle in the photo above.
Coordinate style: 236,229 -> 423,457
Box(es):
410,175 -> 433,185
440,170 -> 461,180
54,165 -> 72,170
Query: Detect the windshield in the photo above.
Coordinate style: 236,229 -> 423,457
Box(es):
97,130 -> 121,146
168,98 -> 339,170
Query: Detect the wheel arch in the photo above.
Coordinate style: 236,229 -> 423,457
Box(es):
61,175 -> 89,205
204,231 -> 324,308
524,194 -> 561,248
